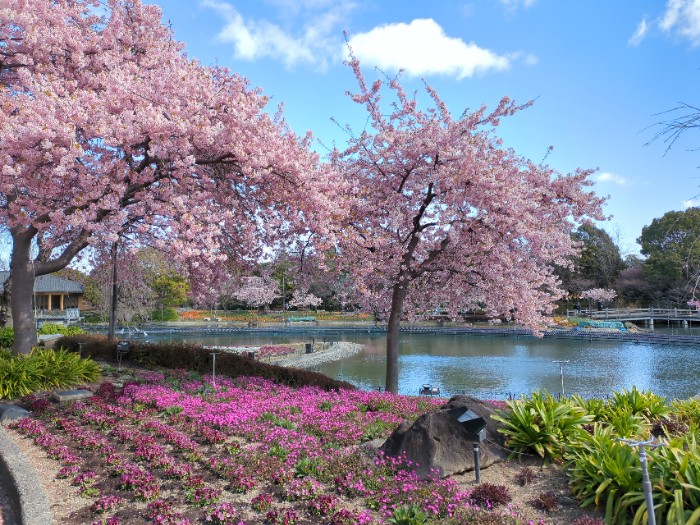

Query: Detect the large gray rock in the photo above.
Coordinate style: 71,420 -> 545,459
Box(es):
0,403 -> 30,425
380,395 -> 507,479
51,389 -> 93,402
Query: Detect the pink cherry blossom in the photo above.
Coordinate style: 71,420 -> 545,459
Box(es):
1,0 -> 333,353
332,52 -> 605,393
580,288 -> 617,304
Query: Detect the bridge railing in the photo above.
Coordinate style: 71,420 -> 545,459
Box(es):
566,307 -> 700,320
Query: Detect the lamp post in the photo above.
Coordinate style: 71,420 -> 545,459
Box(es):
211,352 -> 218,388
553,360 -> 569,398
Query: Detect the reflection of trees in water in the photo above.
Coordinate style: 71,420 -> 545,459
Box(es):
144,331 -> 698,398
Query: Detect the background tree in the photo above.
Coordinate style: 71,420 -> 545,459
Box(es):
555,224 -> 624,301
138,248 -> 190,317
333,56 -> 605,393
638,207 -> 700,305
233,276 -> 280,311
573,224 -> 625,288
90,248 -> 155,326
288,288 -> 322,310
580,288 -> 617,310
615,256 -> 658,306
649,101 -> 700,153
151,273 -> 189,307
1,0 -> 330,354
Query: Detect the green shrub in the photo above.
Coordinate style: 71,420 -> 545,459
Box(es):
0,327 -> 13,349
387,505 -> 429,525
564,425 -> 644,524
0,347 -> 101,399
608,386 -> 669,422
492,389 -> 592,463
669,398 -> 700,430
38,323 -> 85,336
565,424 -> 700,525
36,347 -> 101,385
56,335 -> 355,392
150,308 -> 179,322
0,355 -> 43,398
664,489 -> 700,525
571,395 -> 608,421
603,407 -> 646,438
651,433 -> 700,524
82,313 -> 104,323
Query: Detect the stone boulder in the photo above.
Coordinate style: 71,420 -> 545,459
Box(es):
0,403 -> 30,425
380,395 -> 507,479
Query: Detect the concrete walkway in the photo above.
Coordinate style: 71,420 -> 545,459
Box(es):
0,424 -> 53,525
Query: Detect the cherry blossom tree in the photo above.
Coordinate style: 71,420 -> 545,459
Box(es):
580,288 -> 617,309
1,0 -> 331,354
332,56 -> 606,393
90,247 -> 155,327
233,276 -> 280,310
288,288 -> 322,310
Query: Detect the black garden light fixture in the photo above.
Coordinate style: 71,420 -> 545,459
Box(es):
447,408 -> 487,483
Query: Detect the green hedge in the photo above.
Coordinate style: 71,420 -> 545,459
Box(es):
56,335 -> 356,392
38,323 -> 85,336
0,325 -> 86,349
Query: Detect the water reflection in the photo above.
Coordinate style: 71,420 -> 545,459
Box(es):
142,330 -> 699,400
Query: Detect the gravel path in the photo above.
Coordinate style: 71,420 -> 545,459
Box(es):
272,341 -> 364,368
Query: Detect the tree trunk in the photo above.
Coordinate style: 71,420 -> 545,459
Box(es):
10,230 -> 38,355
107,241 -> 118,343
385,280 -> 409,394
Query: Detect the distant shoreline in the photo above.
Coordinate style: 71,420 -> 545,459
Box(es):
90,321 -> 700,346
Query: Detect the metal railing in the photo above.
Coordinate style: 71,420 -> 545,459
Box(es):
567,307 -> 700,320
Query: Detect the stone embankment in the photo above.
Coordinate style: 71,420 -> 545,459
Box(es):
273,342 -> 363,368
207,341 -> 364,369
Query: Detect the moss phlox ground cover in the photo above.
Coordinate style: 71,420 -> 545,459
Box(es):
10,368 -> 546,524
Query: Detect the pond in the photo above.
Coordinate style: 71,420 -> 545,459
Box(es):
138,328 -> 699,400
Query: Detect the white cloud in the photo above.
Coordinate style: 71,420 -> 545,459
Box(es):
524,53 -> 539,66
659,0 -> 700,46
595,172 -> 629,186
629,18 -> 649,46
682,198 -> 700,208
500,0 -> 537,11
347,19 -> 511,79
201,0 -> 353,69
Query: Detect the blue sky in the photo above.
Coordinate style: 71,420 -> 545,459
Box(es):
158,0 -> 700,256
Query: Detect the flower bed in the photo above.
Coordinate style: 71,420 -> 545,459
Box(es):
6,367 -> 557,524
257,346 -> 296,360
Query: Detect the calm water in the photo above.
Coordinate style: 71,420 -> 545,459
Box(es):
140,329 -> 700,400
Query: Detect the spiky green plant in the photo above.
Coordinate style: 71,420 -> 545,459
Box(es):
0,327 -> 13,349
609,387 -> 669,422
564,425 -> 645,524
669,398 -> 700,431
492,389 -> 592,463
0,348 -> 101,399
387,504 -> 429,525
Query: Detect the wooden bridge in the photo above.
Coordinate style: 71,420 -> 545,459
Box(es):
566,307 -> 700,326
